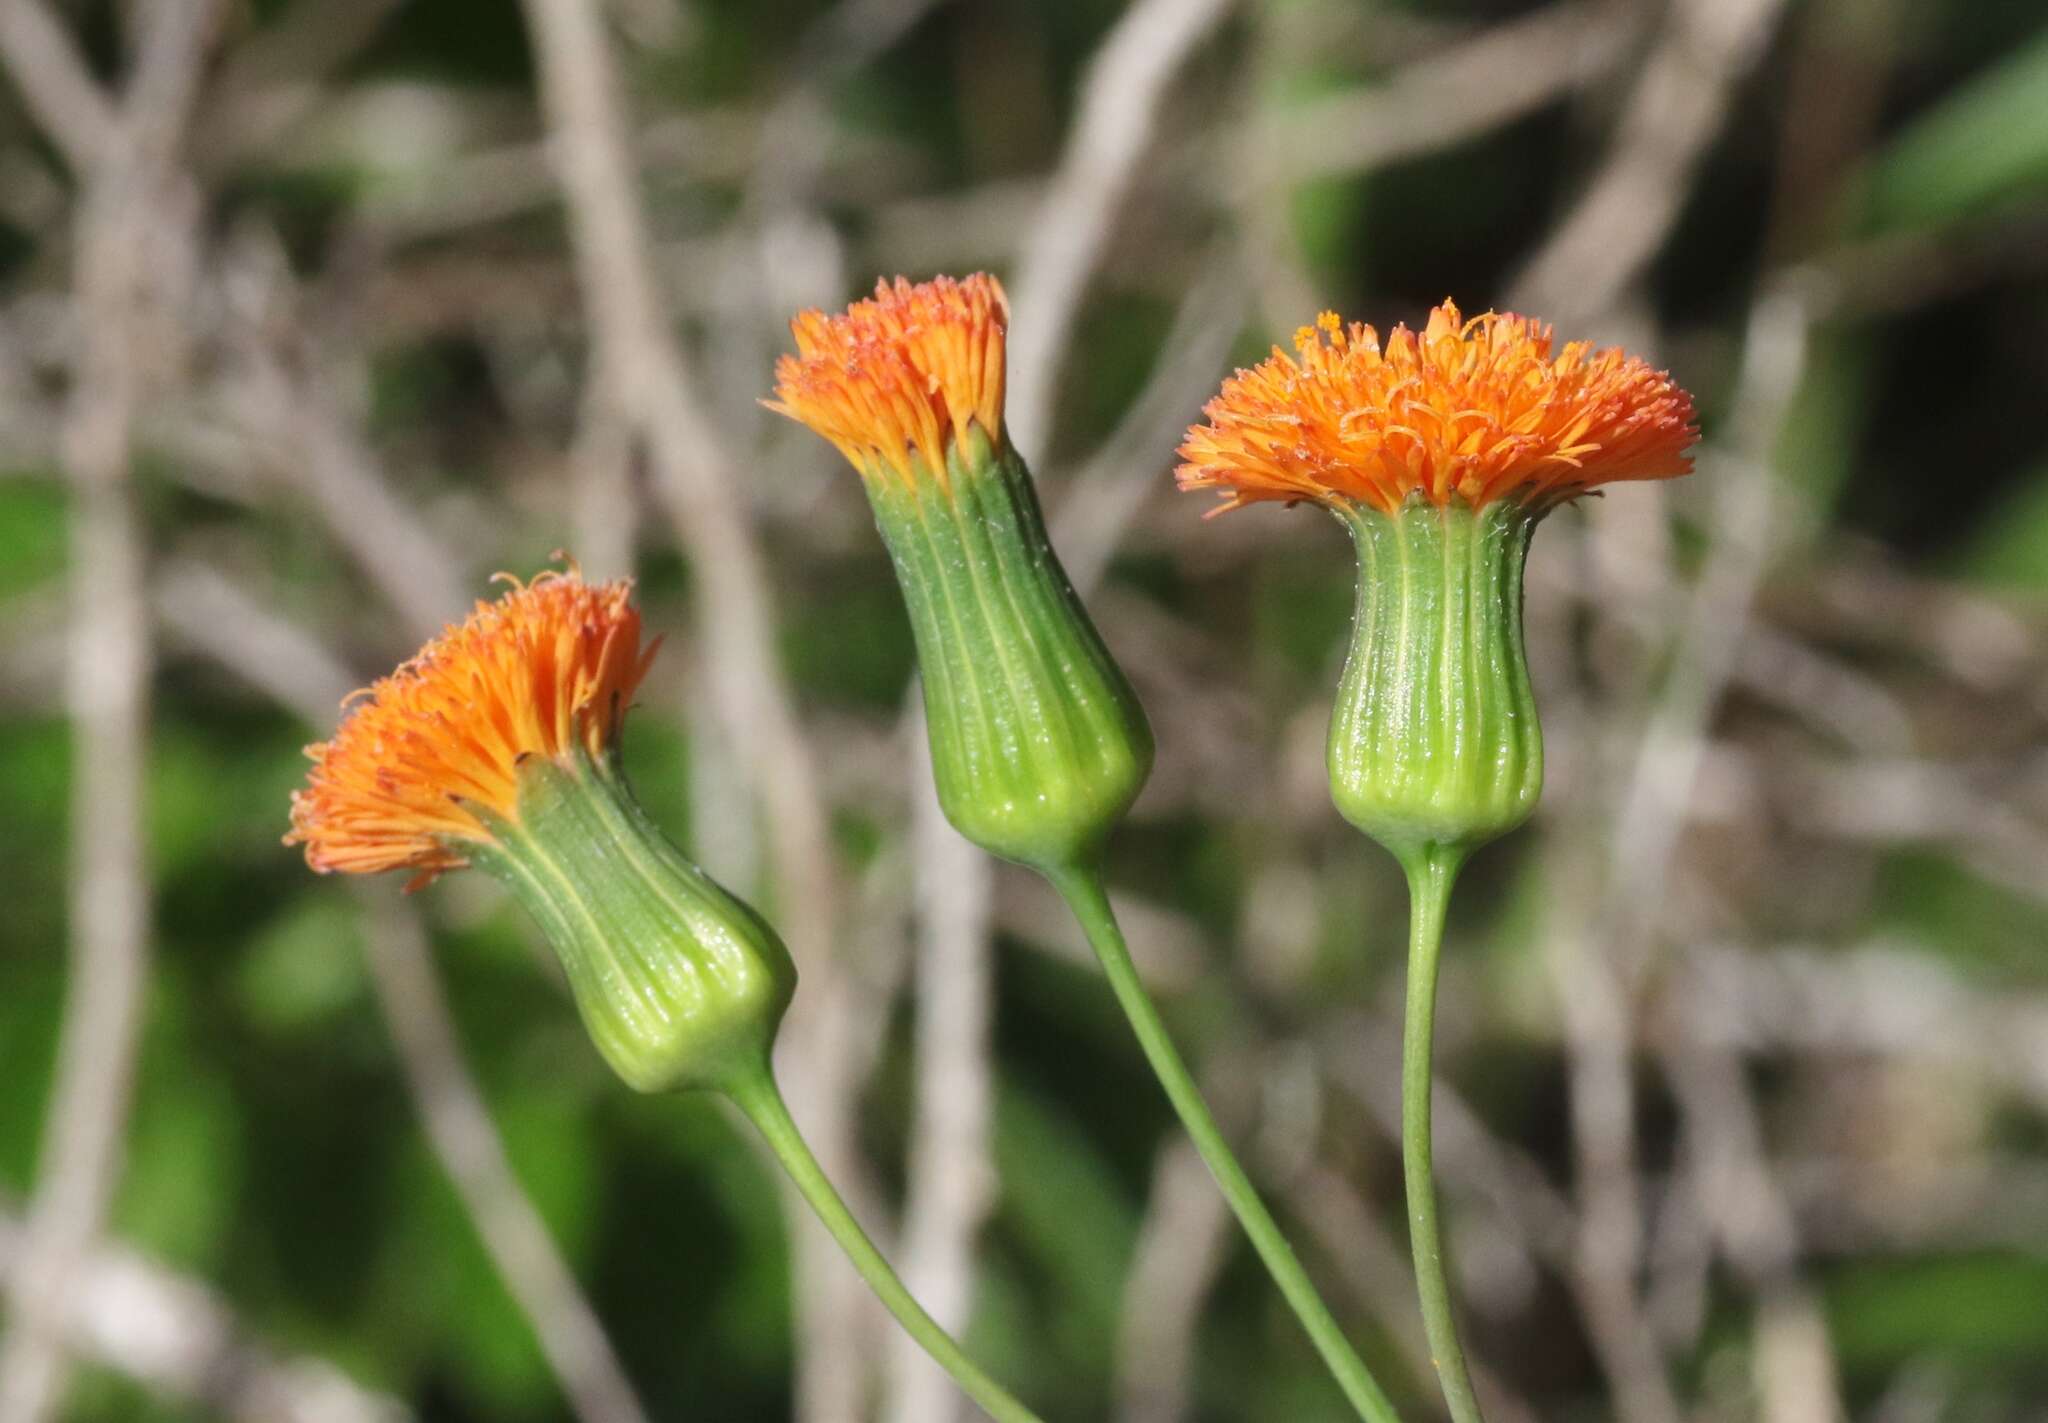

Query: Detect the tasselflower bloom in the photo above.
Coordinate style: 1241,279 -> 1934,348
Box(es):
769,274 -> 1151,870
1180,299 -> 1698,1423
1180,299 -> 1698,857
287,569 -> 794,1094
1178,301 -> 1696,517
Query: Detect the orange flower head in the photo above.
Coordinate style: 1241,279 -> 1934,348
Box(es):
286,569 -> 660,887
1177,300 -> 1698,516
767,273 -> 1009,486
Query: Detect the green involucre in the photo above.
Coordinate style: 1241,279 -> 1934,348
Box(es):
864,425 -> 1152,869
1327,494 -> 1543,862
466,752 -> 796,1094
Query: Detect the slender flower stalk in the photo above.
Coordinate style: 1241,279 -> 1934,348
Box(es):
1180,301 -> 1699,1423
771,275 -> 1402,1423
287,569 -> 1042,1423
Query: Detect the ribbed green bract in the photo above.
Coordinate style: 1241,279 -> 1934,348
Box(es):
1327,495 -> 1544,863
865,426 -> 1153,870
468,754 -> 797,1093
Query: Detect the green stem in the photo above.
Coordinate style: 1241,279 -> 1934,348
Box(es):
1045,861 -> 1403,1423
1398,843 -> 1484,1423
726,1063 -> 1044,1423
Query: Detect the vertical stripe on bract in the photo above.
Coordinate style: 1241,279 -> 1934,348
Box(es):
285,570 -> 656,885
1177,299 -> 1700,516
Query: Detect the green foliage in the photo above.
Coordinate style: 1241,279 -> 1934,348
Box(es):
1852,27 -> 2048,234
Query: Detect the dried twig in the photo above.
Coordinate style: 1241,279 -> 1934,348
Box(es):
568,364 -> 640,584
1539,281 -> 1814,1423
1509,0 -> 1792,325
192,0 -> 409,170
513,3 -> 860,1416
1003,0 -> 1234,460
0,0 -> 116,171
360,898 -> 655,1423
886,738 -> 996,1423
1658,1022 -> 1845,1423
1048,253 -> 1244,595
1115,1140 -> 1232,1423
1271,1 -> 1638,185
0,5 -> 215,1419
0,1201 -> 410,1423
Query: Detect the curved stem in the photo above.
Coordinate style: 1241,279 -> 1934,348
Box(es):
1399,843 -> 1484,1423
1045,861 -> 1403,1423
726,1064 -> 1044,1423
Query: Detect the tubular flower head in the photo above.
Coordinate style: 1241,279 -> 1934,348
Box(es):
769,274 -> 1152,871
1177,300 -> 1698,517
287,569 -> 795,1095
287,570 -> 658,887
767,273 -> 1008,487
1181,302 -> 1700,866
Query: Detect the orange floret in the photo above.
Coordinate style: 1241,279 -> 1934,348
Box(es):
1178,300 -> 1698,516
286,569 -> 659,886
767,273 -> 1009,486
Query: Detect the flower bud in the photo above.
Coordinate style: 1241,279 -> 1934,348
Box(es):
288,570 -> 794,1093
770,275 -> 1152,869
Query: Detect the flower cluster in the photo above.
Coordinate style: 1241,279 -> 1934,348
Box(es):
289,273 -> 1707,1423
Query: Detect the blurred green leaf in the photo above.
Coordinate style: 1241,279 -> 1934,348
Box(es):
1854,26 -> 2048,232
1829,1253 -> 2048,1377
0,480 -> 64,602
116,1020 -> 243,1270
235,897 -> 370,1035
1959,459 -> 2048,590
991,1085 -> 1138,1373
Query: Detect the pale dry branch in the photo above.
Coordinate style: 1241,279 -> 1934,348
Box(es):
1048,254 -> 1244,596
1272,1 -> 1638,185
194,0 -> 409,170
1509,0 -> 1792,325
215,244 -> 472,643
0,4 -> 216,1418
0,1201 -> 410,1423
1601,282 -> 1814,940
1675,942 -> 2048,1112
514,2 -> 860,1415
1531,282 -> 1814,1423
359,898 -> 655,1423
1115,1140 -> 1231,1423
1004,0 -> 1234,460
0,0 -> 116,172
1658,1028 -> 1844,1423
887,737 -> 996,1423
568,365 -> 640,583
157,560 -> 356,714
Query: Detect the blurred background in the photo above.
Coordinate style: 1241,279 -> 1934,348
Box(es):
1,0 -> 2045,1420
